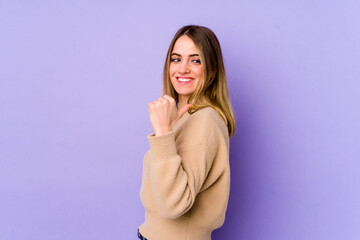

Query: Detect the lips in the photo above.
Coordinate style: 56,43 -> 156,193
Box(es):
176,77 -> 194,85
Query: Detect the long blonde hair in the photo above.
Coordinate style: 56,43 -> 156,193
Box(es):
162,25 -> 236,137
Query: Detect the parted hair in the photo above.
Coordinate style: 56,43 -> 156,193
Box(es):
162,25 -> 236,137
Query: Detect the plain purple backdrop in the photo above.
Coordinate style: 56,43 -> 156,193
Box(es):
1,1 -> 359,239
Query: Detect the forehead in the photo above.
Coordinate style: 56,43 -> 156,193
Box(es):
172,35 -> 199,55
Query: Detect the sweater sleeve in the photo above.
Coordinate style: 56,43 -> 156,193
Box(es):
148,109 -> 227,219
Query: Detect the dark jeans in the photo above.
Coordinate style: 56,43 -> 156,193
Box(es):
137,228 -> 147,240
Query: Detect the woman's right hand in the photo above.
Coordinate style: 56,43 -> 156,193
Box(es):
148,95 -> 192,136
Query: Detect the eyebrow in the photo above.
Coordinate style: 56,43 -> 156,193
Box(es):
171,53 -> 199,57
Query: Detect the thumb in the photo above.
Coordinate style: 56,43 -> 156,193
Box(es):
178,104 -> 192,118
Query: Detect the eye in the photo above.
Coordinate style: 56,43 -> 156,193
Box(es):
192,59 -> 201,64
170,58 -> 180,62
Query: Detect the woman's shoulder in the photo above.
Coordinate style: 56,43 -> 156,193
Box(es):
176,106 -> 229,148
183,107 -> 229,137
189,107 -> 226,127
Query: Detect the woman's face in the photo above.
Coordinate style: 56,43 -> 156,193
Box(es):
169,35 -> 203,103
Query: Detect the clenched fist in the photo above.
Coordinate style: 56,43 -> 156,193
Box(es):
148,95 -> 192,136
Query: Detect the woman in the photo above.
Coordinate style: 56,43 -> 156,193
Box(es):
138,25 -> 235,240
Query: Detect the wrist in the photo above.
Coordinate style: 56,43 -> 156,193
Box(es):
154,128 -> 171,136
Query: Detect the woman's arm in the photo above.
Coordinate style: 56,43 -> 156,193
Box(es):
148,107 -> 229,219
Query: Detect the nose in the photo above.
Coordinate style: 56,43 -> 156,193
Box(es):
178,60 -> 190,74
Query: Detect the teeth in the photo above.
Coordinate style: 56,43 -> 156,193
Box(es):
178,78 -> 192,82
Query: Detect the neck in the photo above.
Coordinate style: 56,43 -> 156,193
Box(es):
177,95 -> 189,109
177,100 -> 187,110
178,95 -> 189,103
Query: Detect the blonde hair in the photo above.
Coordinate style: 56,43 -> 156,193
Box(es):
162,25 -> 236,137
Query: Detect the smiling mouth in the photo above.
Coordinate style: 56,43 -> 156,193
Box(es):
176,77 -> 194,85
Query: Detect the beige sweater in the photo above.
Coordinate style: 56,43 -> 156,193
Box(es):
139,106 -> 230,240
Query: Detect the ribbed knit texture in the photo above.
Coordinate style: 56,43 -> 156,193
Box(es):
139,107 -> 230,240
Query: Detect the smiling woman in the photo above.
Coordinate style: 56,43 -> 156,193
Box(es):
169,35 -> 203,102
138,25 -> 235,240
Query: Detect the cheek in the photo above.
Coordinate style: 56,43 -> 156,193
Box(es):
194,66 -> 203,79
169,64 -> 176,76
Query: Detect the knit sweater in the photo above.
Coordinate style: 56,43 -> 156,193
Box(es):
139,106 -> 230,240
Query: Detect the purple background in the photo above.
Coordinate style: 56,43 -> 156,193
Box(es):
1,1 -> 359,239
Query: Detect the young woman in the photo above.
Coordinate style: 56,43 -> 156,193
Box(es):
138,25 -> 235,240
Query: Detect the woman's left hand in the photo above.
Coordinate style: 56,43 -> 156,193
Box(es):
148,95 -> 192,136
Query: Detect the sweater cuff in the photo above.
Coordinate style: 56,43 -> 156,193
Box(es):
148,131 -> 177,162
